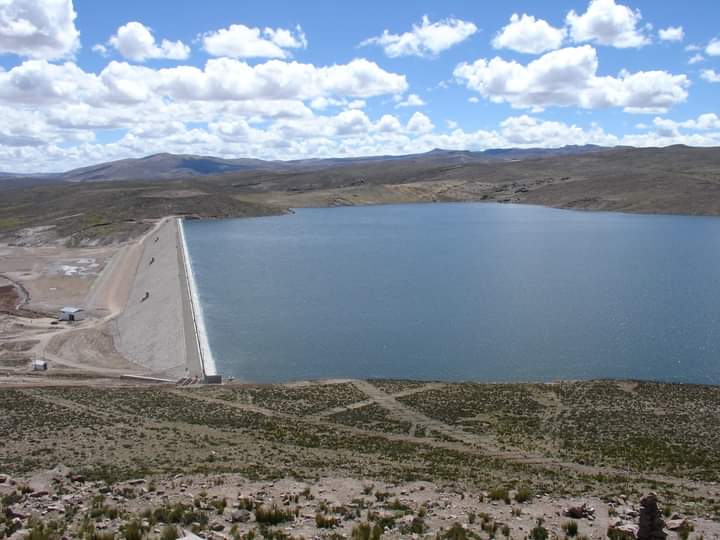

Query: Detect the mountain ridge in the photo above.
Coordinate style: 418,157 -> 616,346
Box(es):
0,144 -> 613,183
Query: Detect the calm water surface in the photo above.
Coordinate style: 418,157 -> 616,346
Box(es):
183,203 -> 720,384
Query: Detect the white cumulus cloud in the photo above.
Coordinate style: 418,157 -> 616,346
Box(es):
406,111 -> 434,133
658,26 -> 684,42
395,93 -> 425,108
201,24 -> 306,59
454,45 -> 689,113
492,13 -> 565,54
0,57 -> 407,105
0,0 -> 79,60
707,39 -> 720,56
360,15 -> 477,58
566,0 -> 650,48
500,115 -> 614,146
700,69 -> 720,83
108,21 -> 190,62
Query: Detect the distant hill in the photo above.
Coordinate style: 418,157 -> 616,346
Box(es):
2,144 -> 720,246
0,145 -> 610,183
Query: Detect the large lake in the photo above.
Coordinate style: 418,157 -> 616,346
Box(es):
183,203 -> 720,384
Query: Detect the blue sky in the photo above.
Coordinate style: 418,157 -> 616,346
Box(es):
0,0 -> 718,171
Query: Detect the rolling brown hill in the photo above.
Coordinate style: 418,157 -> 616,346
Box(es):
1,145 -> 719,246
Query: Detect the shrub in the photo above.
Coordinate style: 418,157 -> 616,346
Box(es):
352,522 -> 383,540
237,497 -> 255,510
676,522 -> 693,540
255,504 -> 295,525
439,523 -> 472,540
482,519 -> 498,536
122,520 -> 144,540
161,525 -> 179,540
26,520 -> 62,540
209,497 -> 227,514
400,516 -> 427,535
489,487 -> 510,504
315,513 -> 340,528
386,498 -> 411,512
530,519 -> 549,540
369,511 -> 396,530
515,487 -> 533,503
608,528 -> 636,540
562,520 -> 579,537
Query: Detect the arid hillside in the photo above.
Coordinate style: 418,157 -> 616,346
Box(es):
1,145 -> 719,246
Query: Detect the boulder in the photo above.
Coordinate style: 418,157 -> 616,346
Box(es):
5,507 -> 28,520
665,519 -> 689,531
564,503 -> 595,519
609,523 -> 639,539
230,510 -> 251,523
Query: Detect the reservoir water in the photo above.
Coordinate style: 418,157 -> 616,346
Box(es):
183,203 -> 720,384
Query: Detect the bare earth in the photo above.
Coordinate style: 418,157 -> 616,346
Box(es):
0,217 -> 194,384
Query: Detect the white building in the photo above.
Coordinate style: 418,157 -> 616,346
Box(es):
59,306 -> 84,322
32,360 -> 48,371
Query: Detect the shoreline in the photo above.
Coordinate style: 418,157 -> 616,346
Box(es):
176,218 -> 217,378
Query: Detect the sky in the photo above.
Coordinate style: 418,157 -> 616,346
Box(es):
0,0 -> 718,172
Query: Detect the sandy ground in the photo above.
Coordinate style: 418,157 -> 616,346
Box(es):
0,217 -> 196,384
0,243 -> 114,314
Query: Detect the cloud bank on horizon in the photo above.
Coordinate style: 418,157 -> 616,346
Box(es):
0,0 -> 717,172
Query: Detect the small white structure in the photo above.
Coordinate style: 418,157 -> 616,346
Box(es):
59,306 -> 84,322
32,360 -> 48,371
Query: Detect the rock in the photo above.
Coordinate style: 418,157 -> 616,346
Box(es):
665,519 -> 689,531
69,474 -> 85,483
8,527 -> 29,540
230,510 -> 251,523
5,506 -> 28,520
29,490 -> 48,498
638,493 -> 667,540
563,503 -> 595,519
127,479 -> 145,485
609,523 -> 639,539
0,474 -> 10,484
210,521 -> 224,531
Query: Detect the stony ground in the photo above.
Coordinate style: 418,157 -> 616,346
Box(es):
1,379 -> 719,539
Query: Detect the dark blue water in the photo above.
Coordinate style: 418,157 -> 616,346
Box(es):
183,203 -> 720,384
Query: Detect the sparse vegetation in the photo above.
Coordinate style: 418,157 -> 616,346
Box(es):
255,504 -> 295,525
562,520 -> 579,537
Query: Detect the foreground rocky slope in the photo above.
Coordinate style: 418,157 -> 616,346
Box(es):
0,470 -> 708,539
1,379 -> 719,538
